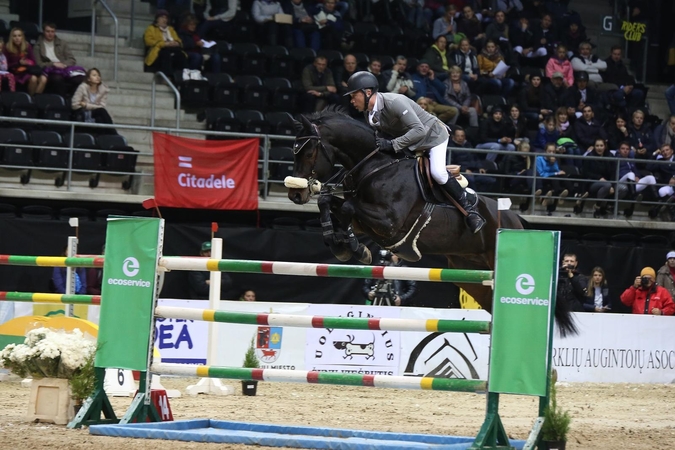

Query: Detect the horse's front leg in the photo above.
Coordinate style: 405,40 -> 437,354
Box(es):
337,200 -> 372,265
318,194 -> 353,262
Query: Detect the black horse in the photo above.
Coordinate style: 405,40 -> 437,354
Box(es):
287,107 -> 575,335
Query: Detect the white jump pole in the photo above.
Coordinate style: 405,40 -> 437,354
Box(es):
186,237 -> 234,396
65,231 -> 78,318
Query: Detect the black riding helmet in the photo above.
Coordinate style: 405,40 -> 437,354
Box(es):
344,71 -> 379,96
345,71 -> 379,112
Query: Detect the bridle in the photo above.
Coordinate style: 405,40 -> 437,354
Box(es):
293,123 -> 406,198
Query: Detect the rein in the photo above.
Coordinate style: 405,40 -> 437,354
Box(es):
296,127 -> 402,198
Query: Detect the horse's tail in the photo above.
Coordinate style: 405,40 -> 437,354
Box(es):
554,297 -> 578,337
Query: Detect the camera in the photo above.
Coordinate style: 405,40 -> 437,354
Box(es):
640,276 -> 651,288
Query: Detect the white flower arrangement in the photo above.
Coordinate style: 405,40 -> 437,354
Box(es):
0,327 -> 96,379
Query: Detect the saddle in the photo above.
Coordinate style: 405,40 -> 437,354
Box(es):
414,156 -> 469,205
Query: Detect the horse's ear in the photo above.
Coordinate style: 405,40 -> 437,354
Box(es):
292,118 -> 304,134
300,115 -> 315,134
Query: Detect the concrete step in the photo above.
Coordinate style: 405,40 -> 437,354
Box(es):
77,55 -> 151,72
98,21 -> 154,40
96,0 -> 153,15
106,93 -> 177,109
107,104 -> 188,121
58,30 -> 128,47
69,42 -> 146,58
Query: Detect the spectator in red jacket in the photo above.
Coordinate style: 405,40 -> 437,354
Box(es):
620,267 -> 675,315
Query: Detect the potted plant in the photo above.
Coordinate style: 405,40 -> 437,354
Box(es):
241,338 -> 260,396
540,370 -> 571,450
69,351 -> 96,412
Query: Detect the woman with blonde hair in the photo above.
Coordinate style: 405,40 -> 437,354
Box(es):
3,27 -> 47,95
583,266 -> 611,312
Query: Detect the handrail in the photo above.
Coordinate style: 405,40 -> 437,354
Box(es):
38,0 -> 43,29
151,72 -> 181,129
130,0 -> 135,45
91,0 -> 119,83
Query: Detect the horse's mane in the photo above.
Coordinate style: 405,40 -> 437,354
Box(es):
305,105 -> 374,136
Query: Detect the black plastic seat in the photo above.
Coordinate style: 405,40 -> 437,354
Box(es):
205,108 -> 242,138
59,207 -> 91,221
0,202 -> 17,218
263,77 -> 298,113
63,133 -> 101,175
175,70 -> 210,108
235,109 -> 270,134
262,45 -> 294,78
1,92 -> 38,122
0,128 -> 32,166
97,135 -> 137,180
21,205 -> 54,220
34,94 -> 70,122
233,43 -> 265,75
266,111 -> 296,137
235,75 -> 267,110
209,73 -> 238,107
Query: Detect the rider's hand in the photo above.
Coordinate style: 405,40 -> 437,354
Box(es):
376,138 -> 395,153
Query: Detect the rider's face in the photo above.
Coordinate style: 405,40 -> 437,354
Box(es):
350,90 -> 368,112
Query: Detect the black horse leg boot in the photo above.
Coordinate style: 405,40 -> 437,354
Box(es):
441,177 -> 486,234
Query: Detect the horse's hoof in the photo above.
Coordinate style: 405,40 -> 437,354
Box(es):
356,246 -> 372,265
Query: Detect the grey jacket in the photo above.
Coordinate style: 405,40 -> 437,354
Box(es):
33,36 -> 77,68
656,264 -> 675,300
371,92 -> 449,152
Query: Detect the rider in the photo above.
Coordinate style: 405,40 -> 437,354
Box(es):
344,71 -> 486,233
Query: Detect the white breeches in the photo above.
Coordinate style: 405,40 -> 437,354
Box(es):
619,173 -> 656,193
429,138 -> 450,184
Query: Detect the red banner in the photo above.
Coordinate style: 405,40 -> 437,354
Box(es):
153,133 -> 259,210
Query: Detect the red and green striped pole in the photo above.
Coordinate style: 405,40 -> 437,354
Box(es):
0,255 -> 104,268
152,363 -> 487,393
0,292 -> 101,305
155,306 -> 491,334
160,257 -> 494,284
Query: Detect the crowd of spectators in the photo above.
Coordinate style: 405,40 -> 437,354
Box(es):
147,0 -> 674,220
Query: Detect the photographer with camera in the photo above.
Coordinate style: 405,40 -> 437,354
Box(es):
620,267 -> 675,315
382,56 -> 416,99
557,253 -> 587,313
362,250 -> 417,306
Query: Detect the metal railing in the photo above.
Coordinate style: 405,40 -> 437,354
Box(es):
151,72 -> 182,129
91,0 -> 119,83
1,114 -> 673,222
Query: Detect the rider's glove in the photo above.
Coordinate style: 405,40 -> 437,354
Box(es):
376,138 -> 395,153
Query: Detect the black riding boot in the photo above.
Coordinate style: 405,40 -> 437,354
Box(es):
441,177 -> 486,234
623,182 -> 637,218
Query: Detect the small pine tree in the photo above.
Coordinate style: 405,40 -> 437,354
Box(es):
541,370 -> 571,441
242,338 -> 260,369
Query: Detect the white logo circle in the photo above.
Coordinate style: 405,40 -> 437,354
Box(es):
515,274 -> 535,295
122,257 -> 140,277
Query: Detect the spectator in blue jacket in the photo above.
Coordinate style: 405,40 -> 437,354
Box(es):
535,116 -> 560,152
51,247 -> 87,294
536,142 -> 571,213
412,60 -> 447,104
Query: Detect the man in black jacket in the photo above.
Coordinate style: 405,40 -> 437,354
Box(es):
542,71 -> 568,112
573,105 -> 608,152
564,71 -> 601,117
362,250 -> 417,306
557,253 -> 587,312
603,46 -> 646,113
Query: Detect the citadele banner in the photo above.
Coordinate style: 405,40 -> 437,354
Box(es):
153,133 -> 259,210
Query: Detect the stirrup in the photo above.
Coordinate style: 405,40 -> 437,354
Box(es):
465,212 -> 486,234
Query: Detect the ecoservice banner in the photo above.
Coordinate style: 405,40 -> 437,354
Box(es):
489,229 -> 558,396
96,217 -> 163,371
153,133 -> 259,210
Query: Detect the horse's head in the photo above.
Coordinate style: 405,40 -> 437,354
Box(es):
287,115 -> 335,205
